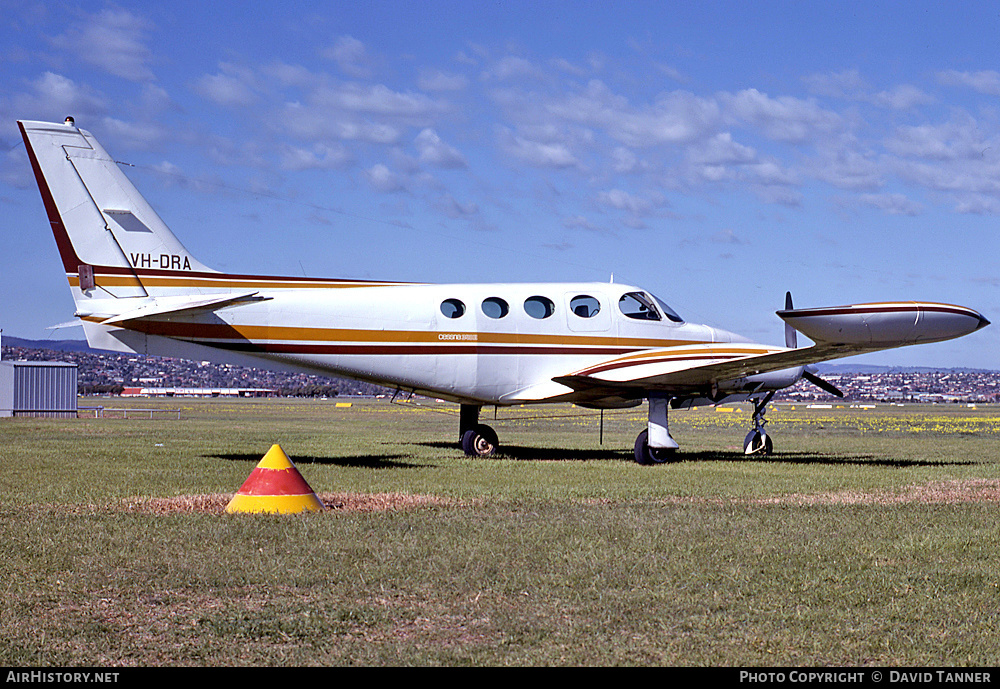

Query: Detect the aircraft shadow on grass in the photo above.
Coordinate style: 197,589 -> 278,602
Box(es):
208,453 -> 425,470
419,443 -> 983,468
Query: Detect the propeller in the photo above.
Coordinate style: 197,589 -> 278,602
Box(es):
784,291 -> 797,349
784,291 -> 844,398
802,368 -> 844,398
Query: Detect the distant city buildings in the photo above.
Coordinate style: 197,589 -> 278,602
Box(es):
776,369 -> 999,404
2,345 -> 387,398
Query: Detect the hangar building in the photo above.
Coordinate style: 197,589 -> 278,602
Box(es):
0,360 -> 78,418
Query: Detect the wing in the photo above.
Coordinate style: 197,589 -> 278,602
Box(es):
554,301 -> 989,400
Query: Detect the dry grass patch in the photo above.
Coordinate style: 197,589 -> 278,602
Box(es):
754,478 -> 1000,506
118,492 -> 460,514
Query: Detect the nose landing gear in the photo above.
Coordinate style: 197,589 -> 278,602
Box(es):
743,391 -> 775,456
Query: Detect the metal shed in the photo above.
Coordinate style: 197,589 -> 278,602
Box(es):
0,361 -> 78,418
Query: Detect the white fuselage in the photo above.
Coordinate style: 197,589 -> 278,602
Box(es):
79,280 -> 753,405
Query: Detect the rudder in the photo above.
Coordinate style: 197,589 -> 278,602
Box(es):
18,118 -> 215,303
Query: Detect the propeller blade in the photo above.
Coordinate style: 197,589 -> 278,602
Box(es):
802,370 -> 844,398
784,291 -> 797,349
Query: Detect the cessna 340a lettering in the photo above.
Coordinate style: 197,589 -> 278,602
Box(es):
18,118 -> 990,462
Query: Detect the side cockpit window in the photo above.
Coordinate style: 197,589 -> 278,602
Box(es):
569,295 -> 601,318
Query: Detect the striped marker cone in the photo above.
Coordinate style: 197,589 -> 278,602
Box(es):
225,444 -> 324,514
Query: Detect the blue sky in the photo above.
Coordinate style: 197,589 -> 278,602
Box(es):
1,0 -> 997,369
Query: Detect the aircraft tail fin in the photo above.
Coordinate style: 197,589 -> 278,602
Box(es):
17,118 -> 216,304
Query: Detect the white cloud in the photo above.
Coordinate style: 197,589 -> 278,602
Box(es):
543,80 -> 719,147
434,193 -> 478,218
810,148 -> 882,191
417,69 -> 468,92
194,64 -> 259,107
312,82 -> 444,119
856,192 -> 923,216
871,84 -> 933,110
885,116 -> 993,161
50,8 -> 154,82
365,163 -> 406,192
483,55 -> 543,81
279,143 -> 352,171
415,128 -> 467,168
710,228 -> 745,244
596,188 -> 665,217
497,127 -> 578,168
804,69 -> 932,110
937,70 -> 1000,96
12,72 -> 106,120
100,117 -> 167,151
688,132 -> 756,165
720,88 -> 844,143
323,35 -> 374,78
610,147 -> 643,174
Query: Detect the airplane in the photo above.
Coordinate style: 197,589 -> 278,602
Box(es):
16,117 -> 991,463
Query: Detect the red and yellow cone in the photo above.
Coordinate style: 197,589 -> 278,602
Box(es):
225,444 -> 325,514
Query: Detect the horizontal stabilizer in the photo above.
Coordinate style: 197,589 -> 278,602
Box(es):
98,292 -> 265,325
46,319 -> 86,330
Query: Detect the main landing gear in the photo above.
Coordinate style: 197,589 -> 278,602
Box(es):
459,404 -> 499,457
634,397 -> 679,464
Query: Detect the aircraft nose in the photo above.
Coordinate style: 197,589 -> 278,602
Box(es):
976,314 -> 991,331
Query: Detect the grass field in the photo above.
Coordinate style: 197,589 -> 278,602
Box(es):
1,396 -> 999,666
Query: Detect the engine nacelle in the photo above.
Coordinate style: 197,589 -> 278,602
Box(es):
720,366 -> 804,394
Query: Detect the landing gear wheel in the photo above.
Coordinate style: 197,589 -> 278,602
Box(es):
461,424 -> 499,457
633,429 -> 678,465
743,430 -> 773,456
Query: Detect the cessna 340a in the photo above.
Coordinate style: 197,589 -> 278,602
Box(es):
18,118 -> 990,462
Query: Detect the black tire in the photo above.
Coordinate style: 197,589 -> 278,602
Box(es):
633,429 -> 677,465
461,424 -> 499,457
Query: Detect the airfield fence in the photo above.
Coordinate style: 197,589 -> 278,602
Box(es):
78,406 -> 182,419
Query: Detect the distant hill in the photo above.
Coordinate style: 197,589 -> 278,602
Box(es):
814,363 -> 997,374
2,336 -> 99,353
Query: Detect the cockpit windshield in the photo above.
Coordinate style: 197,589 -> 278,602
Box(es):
651,293 -> 684,323
618,291 -> 684,323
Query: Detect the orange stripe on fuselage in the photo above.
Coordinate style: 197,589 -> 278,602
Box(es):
68,273 -> 401,290
79,315 -> 704,352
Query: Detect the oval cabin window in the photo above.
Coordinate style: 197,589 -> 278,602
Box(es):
440,298 -> 466,319
524,296 -> 555,319
482,297 -> 509,319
